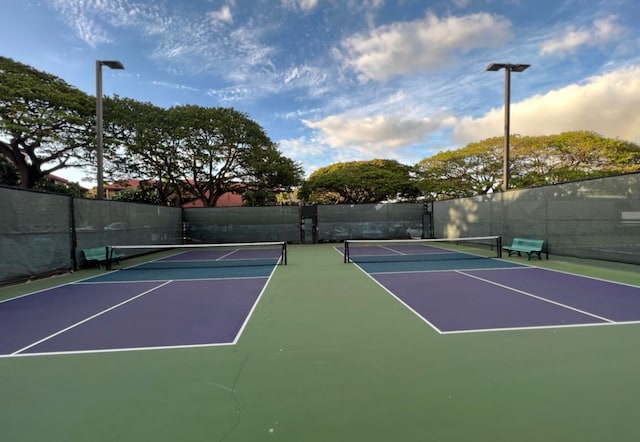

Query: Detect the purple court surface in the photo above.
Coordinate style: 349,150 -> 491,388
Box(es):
370,267 -> 640,333
0,277 -> 269,357
1,247 -> 283,357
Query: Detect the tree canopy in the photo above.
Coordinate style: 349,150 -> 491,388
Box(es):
417,132 -> 640,200
299,159 -> 419,204
105,98 -> 304,206
0,57 -> 303,205
4,57 -> 640,206
0,56 -> 94,188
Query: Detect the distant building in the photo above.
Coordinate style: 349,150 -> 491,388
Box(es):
181,191 -> 243,208
46,174 -> 88,197
103,179 -> 145,200
47,174 -> 71,186
97,179 -> 245,207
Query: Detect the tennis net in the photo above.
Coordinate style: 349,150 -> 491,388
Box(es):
343,236 -> 502,264
107,241 -> 287,270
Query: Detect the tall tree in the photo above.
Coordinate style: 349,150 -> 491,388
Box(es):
103,96 -> 179,205
512,131 -> 640,186
168,105 -> 303,207
299,159 -> 419,204
417,132 -> 640,200
416,142 -> 501,200
0,57 -> 94,188
105,99 -> 303,207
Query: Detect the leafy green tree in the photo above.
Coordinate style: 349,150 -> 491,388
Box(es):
0,57 -> 94,188
31,176 -> 87,197
168,105 -> 303,207
512,131 -> 640,186
106,100 -> 303,207
111,186 -> 162,205
416,141 -> 501,199
299,159 -> 419,204
103,96 -> 179,205
243,189 -> 275,206
417,131 -> 640,199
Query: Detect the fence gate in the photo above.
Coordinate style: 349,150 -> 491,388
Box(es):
300,205 -> 318,243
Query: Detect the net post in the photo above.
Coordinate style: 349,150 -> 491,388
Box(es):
344,240 -> 349,263
497,236 -> 502,258
282,242 -> 287,265
105,246 -> 112,271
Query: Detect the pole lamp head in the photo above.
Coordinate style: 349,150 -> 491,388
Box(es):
100,60 -> 125,70
486,63 -> 530,72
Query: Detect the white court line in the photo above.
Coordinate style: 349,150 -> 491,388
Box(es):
337,246 -> 630,334
232,260 -> 281,345
11,280 -> 173,356
75,275 -> 268,284
440,320 -> 640,335
217,249 -> 240,260
525,264 -> 640,289
378,246 -> 404,254
1,342 -> 233,358
334,246 -> 444,334
369,265 -> 530,275
455,270 -> 616,323
3,264 -> 281,358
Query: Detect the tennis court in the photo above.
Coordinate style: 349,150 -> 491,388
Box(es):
0,243 -> 285,356
343,237 -> 640,333
2,241 -> 640,441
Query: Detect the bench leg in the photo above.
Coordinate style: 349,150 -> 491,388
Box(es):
526,251 -> 542,260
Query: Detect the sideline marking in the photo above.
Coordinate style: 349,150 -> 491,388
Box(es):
338,247 -> 635,334
456,270 -> 616,323
11,281 -> 173,355
2,265 -> 280,358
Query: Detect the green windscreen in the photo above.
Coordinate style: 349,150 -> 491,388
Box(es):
0,187 -> 72,282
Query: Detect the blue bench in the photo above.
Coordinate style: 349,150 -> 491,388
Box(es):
82,247 -> 125,269
503,238 -> 546,260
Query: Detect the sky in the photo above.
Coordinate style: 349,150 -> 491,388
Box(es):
3,0 -> 640,186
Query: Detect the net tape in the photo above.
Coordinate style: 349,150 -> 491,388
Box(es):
107,242 -> 287,270
343,236 -> 502,264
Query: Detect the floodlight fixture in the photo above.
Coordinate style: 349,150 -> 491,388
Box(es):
100,60 -> 125,70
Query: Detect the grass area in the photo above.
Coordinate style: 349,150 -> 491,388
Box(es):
1,244 -> 640,441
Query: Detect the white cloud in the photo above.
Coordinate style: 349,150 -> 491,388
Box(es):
540,15 -> 626,56
303,114 -> 443,158
453,66 -> 640,145
151,81 -> 199,92
209,4 -> 234,27
281,0 -> 320,12
50,0 -> 166,47
279,137 -> 326,157
277,136 -> 336,176
340,12 -> 511,81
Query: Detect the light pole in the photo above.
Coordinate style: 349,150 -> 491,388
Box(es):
486,63 -> 529,191
96,60 -> 124,199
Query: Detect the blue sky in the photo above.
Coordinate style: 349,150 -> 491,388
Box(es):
3,0 -> 640,185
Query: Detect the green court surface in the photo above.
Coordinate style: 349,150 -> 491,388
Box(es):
2,244 -> 640,441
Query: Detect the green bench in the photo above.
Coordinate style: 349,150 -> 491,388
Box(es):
82,247 -> 125,269
503,237 -> 546,260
